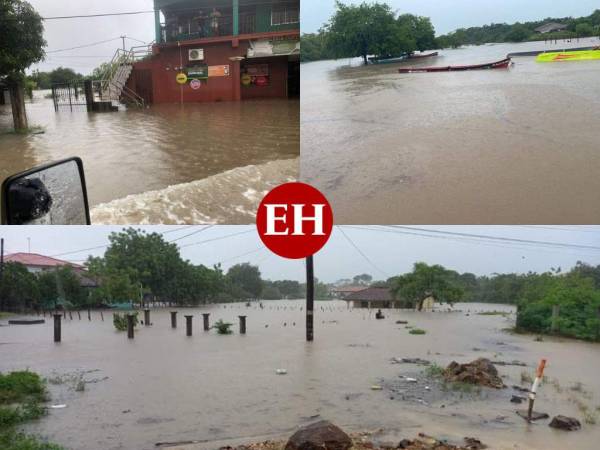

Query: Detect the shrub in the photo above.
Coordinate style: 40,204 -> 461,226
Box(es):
213,319 -> 233,335
409,328 -> 426,335
113,312 -> 138,331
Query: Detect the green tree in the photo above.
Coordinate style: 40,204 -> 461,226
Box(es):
397,14 -> 436,52
227,263 -> 262,299
47,67 -> 83,85
0,262 -> 39,312
0,0 -> 46,130
575,22 -> 595,37
325,1 -> 415,65
353,273 -> 372,285
391,262 -> 463,310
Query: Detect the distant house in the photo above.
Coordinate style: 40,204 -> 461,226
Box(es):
330,285 -> 369,299
4,253 -> 97,288
534,22 -> 568,34
343,287 -> 397,309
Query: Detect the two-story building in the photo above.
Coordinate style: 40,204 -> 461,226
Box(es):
128,0 -> 300,103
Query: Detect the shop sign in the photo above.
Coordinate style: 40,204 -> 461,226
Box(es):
187,64 -> 209,80
208,65 -> 230,77
175,72 -> 188,84
190,79 -> 202,90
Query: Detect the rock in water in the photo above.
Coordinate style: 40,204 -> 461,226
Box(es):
549,415 -> 581,431
443,358 -> 504,389
285,420 -> 352,450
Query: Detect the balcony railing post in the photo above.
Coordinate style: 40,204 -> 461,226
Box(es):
233,0 -> 239,36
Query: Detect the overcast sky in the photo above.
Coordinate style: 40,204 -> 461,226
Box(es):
1,226 -> 599,283
302,0 -> 600,35
28,0 -> 156,75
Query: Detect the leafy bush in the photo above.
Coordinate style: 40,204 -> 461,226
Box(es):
0,371 -> 46,404
213,319 -> 233,335
0,430 -> 64,450
409,328 -> 426,335
113,312 -> 138,331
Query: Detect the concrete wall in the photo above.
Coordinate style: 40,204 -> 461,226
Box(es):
129,40 -> 289,103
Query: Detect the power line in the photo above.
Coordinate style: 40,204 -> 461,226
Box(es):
179,229 -> 256,249
46,37 -> 122,54
42,11 -> 156,20
168,225 -> 214,243
337,226 -> 388,278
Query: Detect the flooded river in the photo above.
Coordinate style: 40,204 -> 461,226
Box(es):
0,95 -> 299,224
1,301 -> 599,450
301,38 -> 600,224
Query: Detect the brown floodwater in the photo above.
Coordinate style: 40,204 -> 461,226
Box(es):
301,38 -> 600,224
0,95 -> 299,224
1,301 -> 599,450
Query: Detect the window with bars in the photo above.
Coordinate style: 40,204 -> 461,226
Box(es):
271,6 -> 299,26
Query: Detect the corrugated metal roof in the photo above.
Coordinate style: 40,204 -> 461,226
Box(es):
344,287 -> 393,302
4,253 -> 83,269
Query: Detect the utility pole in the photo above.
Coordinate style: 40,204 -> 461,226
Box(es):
27,237 -> 30,253
0,238 -> 4,312
120,35 -> 126,51
306,255 -> 314,342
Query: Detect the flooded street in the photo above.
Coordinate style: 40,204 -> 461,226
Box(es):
0,95 -> 299,224
2,301 -> 599,450
301,38 -> 600,224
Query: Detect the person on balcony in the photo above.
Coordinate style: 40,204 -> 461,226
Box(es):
210,8 -> 222,36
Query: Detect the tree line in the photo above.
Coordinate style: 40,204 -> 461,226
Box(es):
0,228 -> 330,313
301,2 -> 600,63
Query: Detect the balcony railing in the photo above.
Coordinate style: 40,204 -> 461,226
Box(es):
161,13 -> 257,43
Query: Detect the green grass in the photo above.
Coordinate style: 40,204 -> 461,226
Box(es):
409,328 -> 426,335
424,363 -> 444,378
0,430 -> 64,450
476,311 -> 508,316
0,372 -> 46,405
0,371 -> 63,449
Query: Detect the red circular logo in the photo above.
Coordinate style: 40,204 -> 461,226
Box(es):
256,182 -> 333,259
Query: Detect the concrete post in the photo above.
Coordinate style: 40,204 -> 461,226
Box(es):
202,313 -> 210,331
185,315 -> 193,336
84,79 -> 94,112
144,308 -> 150,326
127,314 -> 135,339
239,315 -> 246,334
306,255 -> 314,342
53,314 -> 62,342
170,311 -> 177,328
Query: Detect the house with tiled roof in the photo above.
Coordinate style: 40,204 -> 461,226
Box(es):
343,286 -> 396,308
4,253 -> 97,288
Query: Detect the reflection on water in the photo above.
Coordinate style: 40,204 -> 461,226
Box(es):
1,301 -> 599,450
301,38 -> 600,224
0,96 -> 299,223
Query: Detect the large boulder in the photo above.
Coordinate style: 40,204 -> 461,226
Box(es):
549,415 -> 581,431
284,420 -> 352,450
443,358 -> 504,389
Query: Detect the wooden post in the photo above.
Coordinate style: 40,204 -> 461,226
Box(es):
101,311 -> 104,321
63,309 -> 66,319
69,311 -> 72,320
170,311 -> 177,328
53,314 -> 62,342
88,308 -> 91,321
77,311 -> 81,320
127,314 -> 135,339
551,305 -> 560,333
306,255 -> 314,342
202,313 -> 210,331
185,315 -> 193,336
144,309 -> 150,326
239,315 -> 246,334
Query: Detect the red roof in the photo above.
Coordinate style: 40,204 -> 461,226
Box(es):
344,287 -> 393,302
4,253 -> 83,269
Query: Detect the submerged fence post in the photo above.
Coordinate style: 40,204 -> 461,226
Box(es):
170,311 -> 177,328
306,255 -> 314,342
202,313 -> 210,331
127,314 -> 135,339
53,314 -> 62,342
239,315 -> 246,334
144,309 -> 150,326
185,315 -> 193,336
88,308 -> 91,321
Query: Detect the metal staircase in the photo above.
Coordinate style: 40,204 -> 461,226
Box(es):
98,44 -> 153,108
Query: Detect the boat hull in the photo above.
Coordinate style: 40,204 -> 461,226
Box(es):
398,58 -> 511,73
536,50 -> 600,62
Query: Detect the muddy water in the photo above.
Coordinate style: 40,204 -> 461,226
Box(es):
1,301 -> 599,450
0,95 -> 298,223
301,38 -> 600,224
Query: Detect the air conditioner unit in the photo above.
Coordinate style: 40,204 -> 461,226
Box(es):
188,49 -> 204,61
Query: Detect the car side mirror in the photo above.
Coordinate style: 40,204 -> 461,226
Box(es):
1,157 -> 90,225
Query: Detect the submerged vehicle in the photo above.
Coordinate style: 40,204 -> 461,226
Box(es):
536,49 -> 600,62
398,58 -> 511,73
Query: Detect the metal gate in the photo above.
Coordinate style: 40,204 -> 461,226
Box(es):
51,82 -> 88,112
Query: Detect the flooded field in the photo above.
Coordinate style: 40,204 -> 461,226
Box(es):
301,38 -> 600,224
1,301 -> 599,450
0,95 -> 299,224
